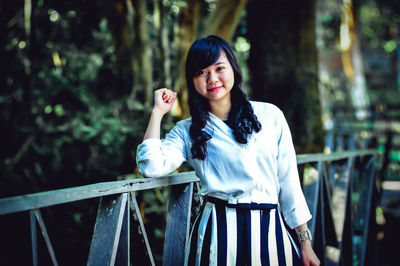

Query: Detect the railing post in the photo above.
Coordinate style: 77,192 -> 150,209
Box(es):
163,182 -> 194,266
30,210 -> 38,266
87,193 -> 129,266
115,193 -> 130,266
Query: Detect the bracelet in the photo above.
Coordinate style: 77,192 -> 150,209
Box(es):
296,228 -> 312,242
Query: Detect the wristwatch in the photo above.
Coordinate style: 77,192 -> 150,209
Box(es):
296,228 -> 312,242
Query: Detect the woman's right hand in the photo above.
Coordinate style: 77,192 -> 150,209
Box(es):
153,88 -> 177,115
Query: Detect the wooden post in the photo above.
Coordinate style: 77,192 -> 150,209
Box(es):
30,210 -> 38,266
115,193 -> 130,266
87,193 -> 129,266
162,183 -> 194,266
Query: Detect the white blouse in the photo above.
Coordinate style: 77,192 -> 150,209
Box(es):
136,101 -> 311,229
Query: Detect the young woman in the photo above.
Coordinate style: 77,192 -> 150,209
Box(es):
136,35 -> 320,266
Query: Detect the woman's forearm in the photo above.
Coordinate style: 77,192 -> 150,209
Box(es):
143,108 -> 165,141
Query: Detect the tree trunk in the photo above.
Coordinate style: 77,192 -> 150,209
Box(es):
107,0 -> 153,109
340,0 -> 370,120
247,0 -> 324,153
154,0 -> 171,90
128,0 -> 153,109
202,0 -> 248,42
106,0 -> 134,88
172,0 -> 202,118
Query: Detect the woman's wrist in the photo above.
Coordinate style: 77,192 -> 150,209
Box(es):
296,228 -> 312,243
152,107 -> 167,117
300,238 -> 312,248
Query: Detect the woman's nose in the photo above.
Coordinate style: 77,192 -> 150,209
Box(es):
207,72 -> 218,84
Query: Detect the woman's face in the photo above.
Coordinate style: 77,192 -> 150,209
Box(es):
192,51 -> 234,103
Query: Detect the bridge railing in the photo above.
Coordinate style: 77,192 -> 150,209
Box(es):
0,149 -> 377,266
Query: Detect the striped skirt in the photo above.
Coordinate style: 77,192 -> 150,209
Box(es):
184,197 -> 302,266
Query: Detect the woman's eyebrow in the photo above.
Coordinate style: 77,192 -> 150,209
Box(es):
213,61 -> 226,66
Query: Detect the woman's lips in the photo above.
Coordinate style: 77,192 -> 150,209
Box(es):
207,86 -> 222,92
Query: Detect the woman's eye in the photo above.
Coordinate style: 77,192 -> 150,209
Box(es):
196,71 -> 207,76
217,66 -> 225,71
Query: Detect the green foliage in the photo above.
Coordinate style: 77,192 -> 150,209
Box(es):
0,1 -> 163,264
360,0 -> 400,51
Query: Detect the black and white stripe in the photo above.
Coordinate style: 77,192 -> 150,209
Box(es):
184,199 -> 301,266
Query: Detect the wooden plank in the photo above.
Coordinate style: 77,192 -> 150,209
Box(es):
163,183 -> 193,266
30,210 -> 38,266
130,192 -> 155,266
0,172 -> 199,215
296,149 -> 376,164
87,193 -> 128,266
34,209 -> 59,266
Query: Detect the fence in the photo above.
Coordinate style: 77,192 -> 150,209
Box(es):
0,149 -> 377,265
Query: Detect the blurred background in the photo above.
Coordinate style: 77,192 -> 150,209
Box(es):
0,0 -> 399,265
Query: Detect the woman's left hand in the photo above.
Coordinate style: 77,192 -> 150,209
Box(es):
300,240 -> 320,266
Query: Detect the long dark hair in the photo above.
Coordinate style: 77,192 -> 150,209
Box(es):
185,35 -> 261,160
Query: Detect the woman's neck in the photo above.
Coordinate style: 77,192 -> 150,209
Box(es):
209,96 -> 231,121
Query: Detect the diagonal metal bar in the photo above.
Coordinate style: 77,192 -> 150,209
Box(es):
30,210 -> 38,266
33,209 -> 59,266
130,192 -> 156,266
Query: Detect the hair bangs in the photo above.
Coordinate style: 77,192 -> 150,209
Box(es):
186,39 -> 222,79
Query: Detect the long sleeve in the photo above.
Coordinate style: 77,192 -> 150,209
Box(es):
275,109 -> 312,229
136,120 -> 188,178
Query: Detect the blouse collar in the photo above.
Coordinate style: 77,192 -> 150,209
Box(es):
207,112 -> 234,138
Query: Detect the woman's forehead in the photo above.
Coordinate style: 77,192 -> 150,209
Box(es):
200,51 -> 228,70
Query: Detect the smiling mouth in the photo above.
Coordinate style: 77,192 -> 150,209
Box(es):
207,86 -> 223,92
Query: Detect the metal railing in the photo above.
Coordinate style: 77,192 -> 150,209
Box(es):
0,149 -> 377,265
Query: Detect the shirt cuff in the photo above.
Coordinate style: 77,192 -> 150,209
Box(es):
284,210 -> 312,229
